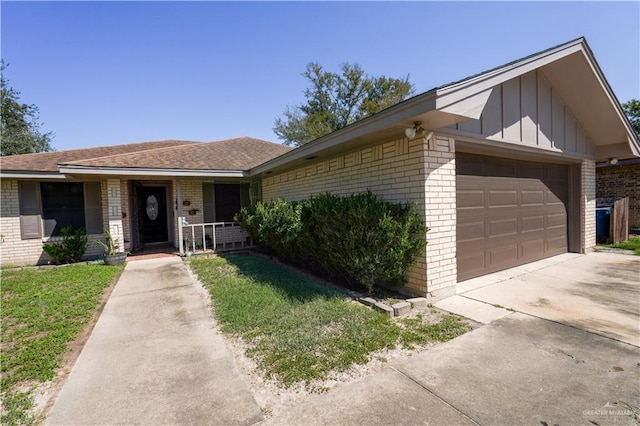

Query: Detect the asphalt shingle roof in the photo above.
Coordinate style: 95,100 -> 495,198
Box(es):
0,137 -> 291,173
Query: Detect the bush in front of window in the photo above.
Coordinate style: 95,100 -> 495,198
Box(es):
43,226 -> 88,265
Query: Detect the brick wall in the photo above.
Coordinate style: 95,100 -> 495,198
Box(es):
596,163 -> 640,229
0,179 -> 108,265
582,160 -> 596,252
262,135 -> 458,299
423,137 -> 457,299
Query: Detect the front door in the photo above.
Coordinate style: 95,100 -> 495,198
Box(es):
140,187 -> 168,243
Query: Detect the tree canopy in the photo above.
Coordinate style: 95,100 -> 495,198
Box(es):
1,61 -> 54,156
274,62 -> 414,146
622,98 -> 640,138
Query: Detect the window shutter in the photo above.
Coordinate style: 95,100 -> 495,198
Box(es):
18,181 -> 42,239
84,182 -> 103,234
240,184 -> 250,208
202,183 -> 215,223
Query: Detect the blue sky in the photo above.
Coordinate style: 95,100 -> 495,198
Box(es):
2,1 -> 639,151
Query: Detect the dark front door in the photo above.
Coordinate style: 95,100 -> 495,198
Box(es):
140,187 -> 168,243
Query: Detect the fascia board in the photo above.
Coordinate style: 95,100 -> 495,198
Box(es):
0,171 -> 69,179
436,43 -> 584,112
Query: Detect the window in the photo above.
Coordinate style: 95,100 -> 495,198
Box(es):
18,181 -> 103,239
41,182 -> 86,236
202,183 -> 250,223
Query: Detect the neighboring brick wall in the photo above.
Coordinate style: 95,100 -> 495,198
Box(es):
596,163 -> 640,229
582,160 -> 596,252
262,135 -> 458,299
0,179 -> 108,265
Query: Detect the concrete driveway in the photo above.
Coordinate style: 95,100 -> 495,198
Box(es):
454,252 -> 640,346
266,252 -> 640,425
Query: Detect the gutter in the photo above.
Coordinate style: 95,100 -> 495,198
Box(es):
0,171 -> 70,179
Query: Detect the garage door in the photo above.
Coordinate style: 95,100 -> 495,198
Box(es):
456,152 -> 568,281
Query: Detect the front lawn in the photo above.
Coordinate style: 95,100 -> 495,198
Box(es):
0,264 -> 123,425
190,254 -> 469,389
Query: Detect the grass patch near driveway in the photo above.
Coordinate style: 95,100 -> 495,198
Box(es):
610,236 -> 640,255
190,254 -> 469,389
1,264 -> 124,425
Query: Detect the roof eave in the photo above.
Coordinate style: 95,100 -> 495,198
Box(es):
0,171 -> 70,179
249,89 -> 439,176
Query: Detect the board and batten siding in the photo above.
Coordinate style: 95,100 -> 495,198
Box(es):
452,70 -> 594,156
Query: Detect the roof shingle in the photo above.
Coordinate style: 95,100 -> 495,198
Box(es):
0,137 -> 291,173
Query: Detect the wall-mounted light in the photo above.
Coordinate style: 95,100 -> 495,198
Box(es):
609,158 -> 619,165
405,121 -> 422,139
405,121 -> 434,144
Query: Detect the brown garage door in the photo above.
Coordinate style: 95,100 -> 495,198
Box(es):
456,152 -> 568,281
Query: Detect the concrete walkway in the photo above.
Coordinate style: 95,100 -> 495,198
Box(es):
46,257 -> 262,425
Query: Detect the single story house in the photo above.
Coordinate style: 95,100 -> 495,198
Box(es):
596,158 -> 640,231
1,37 -> 638,300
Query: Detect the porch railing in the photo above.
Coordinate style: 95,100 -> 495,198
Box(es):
178,219 -> 252,256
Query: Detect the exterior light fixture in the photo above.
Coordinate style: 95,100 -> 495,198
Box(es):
405,121 -> 424,139
610,158 -> 619,165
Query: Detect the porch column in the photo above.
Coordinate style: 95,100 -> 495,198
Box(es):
176,179 -> 184,256
107,179 -> 125,254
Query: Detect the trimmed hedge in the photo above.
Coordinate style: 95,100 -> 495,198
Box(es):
235,192 -> 428,292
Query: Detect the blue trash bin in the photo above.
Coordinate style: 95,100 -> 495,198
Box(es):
595,207 -> 611,243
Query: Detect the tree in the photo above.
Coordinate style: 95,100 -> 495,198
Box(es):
1,61 -> 54,156
274,62 -> 414,146
622,98 -> 640,138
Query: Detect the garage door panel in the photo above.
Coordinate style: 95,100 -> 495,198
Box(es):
457,190 -> 484,209
488,244 -> 519,267
458,252 -> 486,278
489,218 -> 518,238
457,221 -> 485,242
520,239 -> 545,260
521,215 -> 545,233
488,190 -> 518,207
547,235 -> 568,252
521,190 -> 545,205
457,153 -> 568,281
546,213 -> 567,228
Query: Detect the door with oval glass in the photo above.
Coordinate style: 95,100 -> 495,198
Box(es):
140,187 -> 168,243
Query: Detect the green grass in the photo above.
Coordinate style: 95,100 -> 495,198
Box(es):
1,264 -> 123,425
610,236 -> 640,255
190,254 -> 469,388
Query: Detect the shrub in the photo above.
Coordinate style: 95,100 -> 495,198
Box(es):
300,192 -> 427,291
42,226 -> 88,264
235,198 -> 303,259
236,192 -> 428,292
